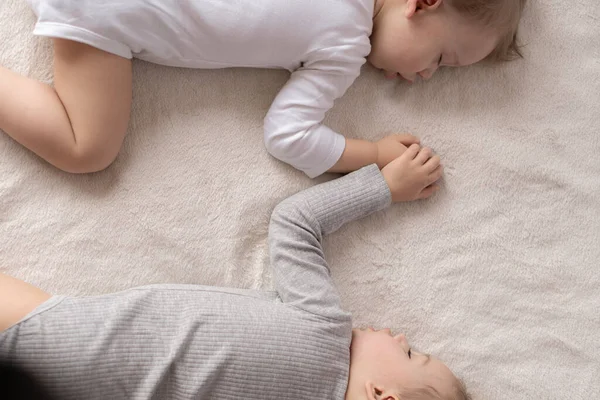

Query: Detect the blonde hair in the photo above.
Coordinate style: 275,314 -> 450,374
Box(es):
397,378 -> 472,400
447,0 -> 527,61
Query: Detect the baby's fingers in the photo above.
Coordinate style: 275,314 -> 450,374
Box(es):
415,147 -> 433,165
417,184 -> 440,199
400,143 -> 420,161
429,165 -> 444,183
396,134 -> 420,146
424,154 -> 441,172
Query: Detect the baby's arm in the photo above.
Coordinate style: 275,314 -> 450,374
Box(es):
0,273 -> 51,332
264,58 -> 420,178
264,57 -> 359,178
330,134 -> 421,174
265,45 -> 415,178
269,146 -> 443,318
269,164 -> 391,318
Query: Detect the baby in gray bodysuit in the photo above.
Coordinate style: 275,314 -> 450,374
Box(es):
0,145 -> 469,400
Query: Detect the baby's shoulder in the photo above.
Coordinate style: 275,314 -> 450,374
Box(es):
310,0 -> 373,30
272,0 -> 373,33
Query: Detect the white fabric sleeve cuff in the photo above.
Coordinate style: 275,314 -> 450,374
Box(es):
300,126 -> 346,178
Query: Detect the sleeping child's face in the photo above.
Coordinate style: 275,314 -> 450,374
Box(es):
369,0 -> 498,82
346,328 -> 460,400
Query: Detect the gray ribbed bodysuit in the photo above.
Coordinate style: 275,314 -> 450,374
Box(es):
0,165 -> 391,400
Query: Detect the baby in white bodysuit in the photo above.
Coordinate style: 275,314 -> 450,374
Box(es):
1,0 -> 525,177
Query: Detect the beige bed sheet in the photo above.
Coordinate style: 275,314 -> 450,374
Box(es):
1,1 -> 599,398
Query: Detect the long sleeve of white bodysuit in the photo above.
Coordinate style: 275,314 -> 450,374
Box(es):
263,46 -> 367,178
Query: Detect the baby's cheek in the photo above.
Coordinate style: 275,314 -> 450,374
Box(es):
396,42 -> 430,72
391,49 -> 416,71
367,45 -> 388,68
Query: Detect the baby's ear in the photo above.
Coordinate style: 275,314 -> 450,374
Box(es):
365,381 -> 400,400
405,0 -> 444,18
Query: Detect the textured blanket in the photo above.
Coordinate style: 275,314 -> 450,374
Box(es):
1,1 -> 599,398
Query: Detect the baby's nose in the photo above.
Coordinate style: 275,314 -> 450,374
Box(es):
418,69 -> 433,80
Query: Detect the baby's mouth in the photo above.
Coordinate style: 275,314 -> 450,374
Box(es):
399,74 -> 414,83
384,71 -> 398,80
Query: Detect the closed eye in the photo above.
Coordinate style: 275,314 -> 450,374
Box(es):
438,54 -> 443,66
408,348 -> 412,359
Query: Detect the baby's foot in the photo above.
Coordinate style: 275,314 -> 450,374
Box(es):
381,144 -> 443,202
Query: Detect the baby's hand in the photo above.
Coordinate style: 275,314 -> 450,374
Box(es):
376,134 -> 420,168
382,144 -> 443,202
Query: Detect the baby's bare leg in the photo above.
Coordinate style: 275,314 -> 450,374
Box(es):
0,273 -> 50,332
0,39 -> 132,173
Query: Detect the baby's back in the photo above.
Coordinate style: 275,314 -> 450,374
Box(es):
28,0 -> 373,70
0,284 -> 352,400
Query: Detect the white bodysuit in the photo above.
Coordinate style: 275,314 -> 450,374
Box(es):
27,0 -> 374,177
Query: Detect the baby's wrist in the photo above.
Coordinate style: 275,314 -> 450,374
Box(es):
374,141 -> 384,169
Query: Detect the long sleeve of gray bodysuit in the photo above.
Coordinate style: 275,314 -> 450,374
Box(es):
269,164 -> 392,320
0,164 -> 392,400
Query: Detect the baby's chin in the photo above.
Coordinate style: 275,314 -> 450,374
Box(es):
349,328 -> 368,348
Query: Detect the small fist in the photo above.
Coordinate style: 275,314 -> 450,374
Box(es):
376,134 -> 420,168
382,144 -> 443,202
